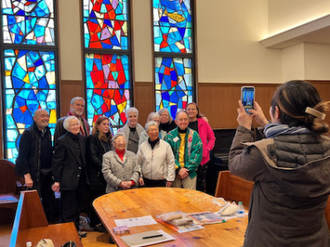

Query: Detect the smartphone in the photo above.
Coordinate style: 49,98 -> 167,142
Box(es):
241,86 -> 255,114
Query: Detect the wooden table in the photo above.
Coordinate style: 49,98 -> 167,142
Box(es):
94,188 -> 247,247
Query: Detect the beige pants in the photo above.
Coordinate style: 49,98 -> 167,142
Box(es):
173,176 -> 197,190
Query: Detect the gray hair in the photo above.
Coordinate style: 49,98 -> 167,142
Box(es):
70,96 -> 85,104
146,112 -> 156,122
145,121 -> 159,132
112,132 -> 127,145
63,116 -> 80,131
126,107 -> 139,118
150,112 -> 160,121
158,108 -> 173,123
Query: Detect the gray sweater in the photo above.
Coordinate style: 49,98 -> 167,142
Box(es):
102,150 -> 140,193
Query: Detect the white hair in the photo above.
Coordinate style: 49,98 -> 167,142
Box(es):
112,132 -> 126,145
63,116 -> 80,131
145,121 -> 158,131
126,107 -> 139,118
150,112 -> 160,121
70,97 -> 85,104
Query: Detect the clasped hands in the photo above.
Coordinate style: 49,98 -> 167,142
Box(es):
177,168 -> 189,180
119,180 -> 134,189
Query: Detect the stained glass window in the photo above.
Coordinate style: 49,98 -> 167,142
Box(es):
85,53 -> 130,129
155,56 -> 193,116
83,0 -> 128,50
153,0 -> 192,53
2,0 -> 55,45
1,0 -> 57,162
83,0 -> 132,131
153,0 -> 195,119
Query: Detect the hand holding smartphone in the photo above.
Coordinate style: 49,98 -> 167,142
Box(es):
241,86 -> 255,114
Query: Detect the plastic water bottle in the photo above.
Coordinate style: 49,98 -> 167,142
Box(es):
237,201 -> 245,218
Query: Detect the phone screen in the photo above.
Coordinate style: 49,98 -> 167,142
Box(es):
241,86 -> 255,114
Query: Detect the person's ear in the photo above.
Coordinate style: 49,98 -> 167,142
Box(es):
274,106 -> 281,120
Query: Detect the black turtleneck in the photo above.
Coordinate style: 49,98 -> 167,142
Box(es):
68,132 -> 83,165
159,121 -> 177,133
188,120 -> 198,132
148,138 -> 160,149
129,126 -> 136,134
178,128 -> 187,133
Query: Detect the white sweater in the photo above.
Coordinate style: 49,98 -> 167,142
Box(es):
136,139 -> 175,182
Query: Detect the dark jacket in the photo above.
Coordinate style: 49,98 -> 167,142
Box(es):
159,121 -> 177,133
16,122 -> 52,181
86,134 -> 112,190
52,132 -> 89,190
54,112 -> 90,146
229,126 -> 330,247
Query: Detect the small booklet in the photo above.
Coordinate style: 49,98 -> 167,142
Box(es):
188,211 -> 226,225
120,230 -> 175,247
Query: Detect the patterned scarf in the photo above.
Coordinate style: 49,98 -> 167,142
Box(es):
264,123 -> 310,138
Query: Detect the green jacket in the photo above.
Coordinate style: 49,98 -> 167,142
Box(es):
165,127 -> 203,178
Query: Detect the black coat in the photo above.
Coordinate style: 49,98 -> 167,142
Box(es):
86,134 -> 112,190
52,132 -> 89,190
16,122 -> 53,181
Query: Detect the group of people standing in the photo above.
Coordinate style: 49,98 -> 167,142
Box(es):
15,97 -> 216,239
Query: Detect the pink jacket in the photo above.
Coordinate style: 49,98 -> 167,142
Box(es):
197,118 -> 216,165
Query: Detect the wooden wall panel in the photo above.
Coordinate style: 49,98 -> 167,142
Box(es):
59,80 -> 85,117
198,83 -> 278,129
134,82 -> 155,127
198,81 -> 330,129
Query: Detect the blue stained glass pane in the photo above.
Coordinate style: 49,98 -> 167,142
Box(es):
3,49 -> 57,161
153,0 -> 192,53
2,0 -> 55,45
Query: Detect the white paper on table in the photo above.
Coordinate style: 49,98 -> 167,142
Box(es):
121,230 -> 175,247
115,215 -> 158,227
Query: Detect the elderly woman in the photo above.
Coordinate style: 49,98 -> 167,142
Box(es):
139,112 -> 167,145
86,116 -> 113,232
118,107 -> 144,153
158,108 -> 177,133
102,132 -> 140,193
52,116 -> 89,236
137,121 -> 175,187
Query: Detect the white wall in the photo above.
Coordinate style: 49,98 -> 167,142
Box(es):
196,0 -> 282,84
305,43 -> 330,80
282,44 -> 305,81
268,0 -> 330,35
58,0 -> 82,81
132,0 -> 153,82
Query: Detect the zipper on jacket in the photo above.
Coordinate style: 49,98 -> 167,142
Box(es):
37,136 -> 41,182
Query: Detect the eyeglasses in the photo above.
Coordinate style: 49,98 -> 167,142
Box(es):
148,129 -> 159,132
